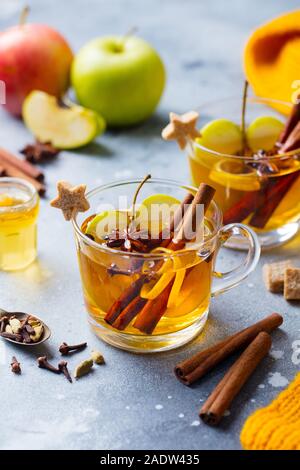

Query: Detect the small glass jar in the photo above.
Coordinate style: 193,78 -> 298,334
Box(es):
0,178 -> 39,271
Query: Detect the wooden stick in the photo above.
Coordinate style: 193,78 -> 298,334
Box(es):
199,332 -> 272,426
175,313 -> 282,385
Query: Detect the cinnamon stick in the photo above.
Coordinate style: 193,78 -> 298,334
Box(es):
169,184 -> 216,249
279,99 -> 300,144
249,171 -> 299,228
175,312 -> 282,385
280,121 -> 300,153
0,159 -> 46,196
105,192 -> 197,326
0,147 -> 44,182
112,296 -> 147,330
223,190 -> 261,225
132,282 -> 173,334
105,275 -> 148,325
199,332 -> 272,426
133,184 -> 216,334
150,192 -> 194,249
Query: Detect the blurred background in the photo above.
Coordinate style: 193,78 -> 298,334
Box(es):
1,0 -> 299,177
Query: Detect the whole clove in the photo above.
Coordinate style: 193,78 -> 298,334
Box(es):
59,341 -> 87,355
0,332 -> 23,342
0,316 -> 8,333
58,360 -> 72,383
37,356 -> 60,374
11,356 -> 21,374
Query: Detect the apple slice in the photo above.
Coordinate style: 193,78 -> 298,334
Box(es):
22,91 -> 106,149
136,194 -> 181,237
246,116 -> 284,152
85,210 -> 128,240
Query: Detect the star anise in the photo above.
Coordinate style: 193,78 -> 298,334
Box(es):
20,141 -> 60,164
105,225 -> 153,253
247,149 -> 279,176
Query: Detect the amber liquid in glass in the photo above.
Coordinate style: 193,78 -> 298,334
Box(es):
0,193 -> 39,270
189,154 -> 300,232
78,217 -> 214,336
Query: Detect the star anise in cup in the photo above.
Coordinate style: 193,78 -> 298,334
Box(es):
247,149 -> 279,177
105,225 -> 153,253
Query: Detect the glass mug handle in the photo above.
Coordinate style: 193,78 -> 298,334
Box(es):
211,223 -> 261,297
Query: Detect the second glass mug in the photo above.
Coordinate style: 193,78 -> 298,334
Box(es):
189,97 -> 300,249
73,179 -> 260,353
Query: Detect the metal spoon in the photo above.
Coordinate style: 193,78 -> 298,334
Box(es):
0,308 -> 51,346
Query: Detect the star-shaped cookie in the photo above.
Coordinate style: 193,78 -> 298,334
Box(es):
50,181 -> 90,221
162,111 -> 201,149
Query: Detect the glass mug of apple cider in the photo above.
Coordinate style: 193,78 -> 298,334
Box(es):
189,97 -> 300,249
73,178 -> 260,353
0,178 -> 39,271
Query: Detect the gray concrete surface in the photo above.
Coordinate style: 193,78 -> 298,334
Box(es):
0,0 -> 299,450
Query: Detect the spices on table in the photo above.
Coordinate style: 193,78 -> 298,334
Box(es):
91,350 -> 105,365
175,313 -> 283,385
59,341 -> 87,355
0,315 -> 44,344
199,332 -> 272,425
0,147 -> 45,195
20,141 -> 59,164
11,356 -> 21,374
74,358 -> 93,379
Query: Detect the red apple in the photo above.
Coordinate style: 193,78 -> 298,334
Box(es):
0,15 -> 73,116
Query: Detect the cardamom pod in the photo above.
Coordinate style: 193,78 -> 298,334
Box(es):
30,323 -> 44,342
9,318 -> 21,334
74,358 -> 93,378
91,350 -> 105,365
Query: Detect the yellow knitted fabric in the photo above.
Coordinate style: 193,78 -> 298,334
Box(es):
241,373 -> 300,450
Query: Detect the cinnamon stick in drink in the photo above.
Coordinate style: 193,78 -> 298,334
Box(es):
133,184 -> 216,334
112,296 -> 148,330
249,171 -> 299,228
175,313 -> 282,385
199,332 -> 272,426
0,147 -> 44,182
279,99 -> 300,144
105,275 -> 148,325
105,192 -> 195,326
132,282 -> 173,334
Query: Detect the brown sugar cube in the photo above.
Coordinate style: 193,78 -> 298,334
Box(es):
284,268 -> 300,300
263,260 -> 294,293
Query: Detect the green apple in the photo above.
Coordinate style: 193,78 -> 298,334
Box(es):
22,91 -> 106,149
71,35 -> 166,127
246,116 -> 284,152
199,119 -> 243,154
